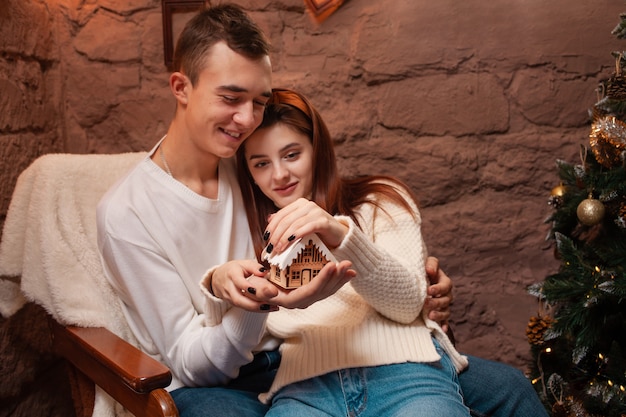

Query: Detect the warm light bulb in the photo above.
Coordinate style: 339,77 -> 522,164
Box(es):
545,347 -> 552,353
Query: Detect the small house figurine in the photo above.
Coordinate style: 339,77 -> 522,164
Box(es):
263,233 -> 337,289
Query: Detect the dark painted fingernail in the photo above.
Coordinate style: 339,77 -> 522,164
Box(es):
288,235 -> 296,242
259,267 -> 267,273
260,304 -> 271,311
263,231 -> 270,241
247,287 -> 256,295
266,243 -> 273,254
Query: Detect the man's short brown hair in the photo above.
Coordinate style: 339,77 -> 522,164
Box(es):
172,3 -> 271,85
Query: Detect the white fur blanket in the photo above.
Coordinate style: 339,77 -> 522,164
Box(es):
0,152 -> 147,417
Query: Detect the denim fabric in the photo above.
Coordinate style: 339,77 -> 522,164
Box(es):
266,338 -> 470,417
170,349 -> 280,417
171,387 -> 268,417
170,347 -> 550,417
460,355 -> 550,417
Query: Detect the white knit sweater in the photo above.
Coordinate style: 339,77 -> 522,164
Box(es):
260,190 -> 468,403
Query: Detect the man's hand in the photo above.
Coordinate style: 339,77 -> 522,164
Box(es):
424,256 -> 453,333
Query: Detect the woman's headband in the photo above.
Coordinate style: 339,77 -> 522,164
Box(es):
268,88 -> 312,119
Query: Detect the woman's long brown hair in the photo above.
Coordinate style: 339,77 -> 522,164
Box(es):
236,88 -> 419,260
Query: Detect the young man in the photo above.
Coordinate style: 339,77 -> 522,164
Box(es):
97,3 -> 546,417
98,5 -> 295,416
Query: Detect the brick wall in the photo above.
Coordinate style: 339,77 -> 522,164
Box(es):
1,0 -> 624,414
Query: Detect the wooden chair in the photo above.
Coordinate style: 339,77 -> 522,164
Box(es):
50,320 -> 178,417
0,152 -> 179,417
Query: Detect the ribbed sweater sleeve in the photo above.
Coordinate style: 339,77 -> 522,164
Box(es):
331,194 -> 427,324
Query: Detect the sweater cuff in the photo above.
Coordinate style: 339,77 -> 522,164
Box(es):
222,307 -> 269,351
200,267 -> 269,337
200,267 -> 231,326
200,266 -> 222,300
332,215 -> 385,275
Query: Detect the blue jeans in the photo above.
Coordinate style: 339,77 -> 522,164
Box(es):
170,350 -> 549,417
266,339 -> 470,417
460,355 -> 549,417
170,350 -> 279,417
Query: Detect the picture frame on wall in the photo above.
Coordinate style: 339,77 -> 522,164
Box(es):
161,0 -> 206,69
303,0 -> 344,23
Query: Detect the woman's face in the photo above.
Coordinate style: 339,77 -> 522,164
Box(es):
244,123 -> 314,209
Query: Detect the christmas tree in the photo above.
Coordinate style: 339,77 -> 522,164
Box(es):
526,14 -> 626,417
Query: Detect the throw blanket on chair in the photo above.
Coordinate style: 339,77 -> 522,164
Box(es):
0,152 -> 147,417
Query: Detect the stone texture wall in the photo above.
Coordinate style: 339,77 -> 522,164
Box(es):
1,0 -> 625,415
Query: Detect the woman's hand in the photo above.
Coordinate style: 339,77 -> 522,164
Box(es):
269,260 -> 356,309
264,198 -> 349,254
209,260 -> 280,312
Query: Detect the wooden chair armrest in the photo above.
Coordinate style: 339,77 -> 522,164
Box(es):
49,319 -> 178,417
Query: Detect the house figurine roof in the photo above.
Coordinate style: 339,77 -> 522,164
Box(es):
263,233 -> 337,269
262,233 -> 337,289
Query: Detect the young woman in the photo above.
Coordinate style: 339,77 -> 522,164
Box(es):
234,88 -> 470,416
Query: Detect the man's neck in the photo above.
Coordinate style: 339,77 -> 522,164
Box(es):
154,129 -> 222,199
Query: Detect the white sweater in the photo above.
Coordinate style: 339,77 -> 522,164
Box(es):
97,145 -> 277,391
260,190 -> 468,402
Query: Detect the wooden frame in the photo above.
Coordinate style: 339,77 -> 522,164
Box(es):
49,318 -> 178,417
161,0 -> 206,69
303,0 -> 345,23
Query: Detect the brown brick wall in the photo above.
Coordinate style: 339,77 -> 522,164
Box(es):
1,0 -> 624,414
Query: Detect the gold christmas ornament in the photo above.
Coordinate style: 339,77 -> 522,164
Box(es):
577,196 -> 605,226
549,183 -> 567,208
551,183 -> 566,197
589,116 -> 626,168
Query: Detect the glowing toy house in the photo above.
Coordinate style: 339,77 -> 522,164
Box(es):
263,234 -> 337,289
